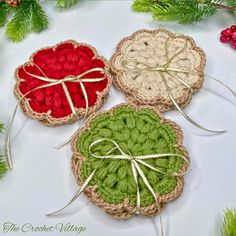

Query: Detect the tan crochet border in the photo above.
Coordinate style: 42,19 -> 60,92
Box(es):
71,103 -> 190,219
14,40 -> 112,126
110,29 -> 206,113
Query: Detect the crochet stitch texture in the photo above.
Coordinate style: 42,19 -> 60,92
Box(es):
14,40 -> 112,126
72,104 -> 189,219
110,29 -> 206,112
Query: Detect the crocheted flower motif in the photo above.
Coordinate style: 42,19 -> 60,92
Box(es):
111,29 -> 206,112
14,40 -> 112,126
72,104 -> 189,219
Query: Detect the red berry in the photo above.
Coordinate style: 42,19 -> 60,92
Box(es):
225,28 -> 233,36
231,41 -> 236,49
225,36 -> 231,43
220,36 -> 227,43
221,30 -> 226,36
232,31 -> 236,41
226,37 -> 232,43
230,25 -> 236,31
219,26 -> 236,50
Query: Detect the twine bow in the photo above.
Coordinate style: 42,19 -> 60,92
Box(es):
6,64 -> 106,170
124,35 -> 236,134
47,138 -> 189,234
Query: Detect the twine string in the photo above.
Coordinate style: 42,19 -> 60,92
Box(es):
124,35 -> 235,134
6,63 -> 106,170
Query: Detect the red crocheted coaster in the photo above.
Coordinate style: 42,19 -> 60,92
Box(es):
14,40 -> 112,126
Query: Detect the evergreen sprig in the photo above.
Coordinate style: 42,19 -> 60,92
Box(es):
132,0 -> 236,24
56,0 -> 80,8
222,209 -> 236,236
132,0 -> 155,12
0,1 -> 10,27
3,0 -> 48,42
226,0 -> 236,7
0,0 -> 81,42
0,156 -> 7,179
0,122 -> 7,179
31,0 -> 49,33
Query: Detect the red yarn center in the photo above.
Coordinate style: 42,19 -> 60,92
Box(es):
17,42 -> 108,118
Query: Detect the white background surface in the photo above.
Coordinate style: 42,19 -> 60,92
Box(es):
0,1 -> 236,236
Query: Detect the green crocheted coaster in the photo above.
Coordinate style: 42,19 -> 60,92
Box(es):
72,104 -> 189,219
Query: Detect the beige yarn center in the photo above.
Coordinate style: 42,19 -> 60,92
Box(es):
115,31 -> 203,100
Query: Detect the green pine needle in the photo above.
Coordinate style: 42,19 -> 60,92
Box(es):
31,0 -> 48,32
5,1 -> 33,42
222,209 -> 236,236
226,0 -> 236,7
0,122 -> 7,179
0,122 -> 4,134
5,0 -> 48,42
56,0 -> 80,8
0,2 -> 11,27
0,157 -> 7,179
132,0 -> 155,12
151,0 -> 218,24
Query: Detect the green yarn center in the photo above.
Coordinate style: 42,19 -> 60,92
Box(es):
76,107 -> 184,207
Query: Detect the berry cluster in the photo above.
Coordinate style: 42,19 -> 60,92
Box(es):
220,25 -> 236,49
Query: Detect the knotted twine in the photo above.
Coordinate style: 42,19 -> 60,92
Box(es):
6,63 -> 106,170
46,138 -> 190,235
123,35 -> 236,133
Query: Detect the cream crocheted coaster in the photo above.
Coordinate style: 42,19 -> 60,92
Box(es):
71,104 -> 189,219
110,29 -> 206,112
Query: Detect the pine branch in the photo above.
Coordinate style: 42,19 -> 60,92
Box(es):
5,1 -> 33,42
56,0 -> 80,8
0,1 -> 11,27
222,209 -> 236,236
132,0 -> 236,24
5,0 -> 48,42
151,0 -> 218,24
1,0 -> 82,42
